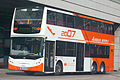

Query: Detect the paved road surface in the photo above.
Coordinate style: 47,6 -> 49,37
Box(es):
0,69 -> 120,80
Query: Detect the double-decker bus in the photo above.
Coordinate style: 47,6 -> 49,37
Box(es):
8,5 -> 119,75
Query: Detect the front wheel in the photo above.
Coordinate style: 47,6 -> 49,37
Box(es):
55,62 -> 63,75
91,63 -> 97,74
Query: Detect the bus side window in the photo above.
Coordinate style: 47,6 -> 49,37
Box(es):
56,41 -> 76,57
84,19 -> 91,31
66,15 -> 74,28
105,46 -> 110,58
89,44 -> 110,58
75,16 -> 84,30
56,12 -> 66,27
85,44 -> 90,57
47,10 -> 56,25
99,22 -> 106,34
97,45 -> 106,58
107,24 -> 113,35
66,42 -> 76,56
90,45 -> 94,57
56,41 -> 65,56
91,21 -> 99,32
56,12 -> 63,26
90,44 -> 97,57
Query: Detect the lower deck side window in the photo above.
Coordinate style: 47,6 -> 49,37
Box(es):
85,44 -> 110,58
56,41 -> 110,58
56,41 -> 76,56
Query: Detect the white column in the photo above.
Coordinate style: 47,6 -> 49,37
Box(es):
114,27 -> 120,71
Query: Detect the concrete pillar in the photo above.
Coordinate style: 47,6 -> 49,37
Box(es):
114,26 -> 120,71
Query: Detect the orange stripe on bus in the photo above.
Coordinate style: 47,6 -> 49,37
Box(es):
73,13 -> 114,24
81,30 -> 114,44
8,62 -> 43,72
73,13 -> 77,16
47,26 -> 55,35
11,35 -> 45,37
58,37 -> 85,42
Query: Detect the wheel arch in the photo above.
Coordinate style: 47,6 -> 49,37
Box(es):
91,61 -> 98,74
92,61 -> 97,71
92,61 -> 97,67
100,61 -> 105,66
55,60 -> 63,73
100,61 -> 106,73
100,61 -> 105,70
56,60 -> 63,67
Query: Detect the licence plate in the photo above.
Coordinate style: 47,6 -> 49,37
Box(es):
20,67 -> 28,70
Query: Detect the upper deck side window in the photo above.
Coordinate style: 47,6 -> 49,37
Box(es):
84,19 -> 91,31
47,10 -> 56,25
47,10 -> 74,28
46,10 -> 114,35
91,21 -> 99,32
74,16 -> 84,30
66,15 -> 74,28
56,12 -> 65,26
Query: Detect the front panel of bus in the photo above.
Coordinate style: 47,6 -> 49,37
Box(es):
9,6 -> 45,72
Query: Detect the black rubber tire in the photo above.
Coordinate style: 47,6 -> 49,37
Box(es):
91,63 -> 97,74
24,71 -> 35,75
100,63 -> 105,74
55,62 -> 63,75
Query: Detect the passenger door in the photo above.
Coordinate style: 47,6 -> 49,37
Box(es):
76,43 -> 84,71
44,41 -> 55,72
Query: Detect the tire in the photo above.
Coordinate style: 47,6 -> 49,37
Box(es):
100,63 -> 105,74
91,63 -> 97,74
24,71 -> 35,75
55,62 -> 63,75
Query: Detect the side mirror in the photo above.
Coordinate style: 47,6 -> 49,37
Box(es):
45,37 -> 47,40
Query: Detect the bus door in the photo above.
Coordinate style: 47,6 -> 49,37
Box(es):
45,41 -> 55,71
76,43 -> 84,71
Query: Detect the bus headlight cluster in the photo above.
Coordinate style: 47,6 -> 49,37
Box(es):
9,60 -> 14,63
36,59 -> 41,65
9,58 -> 14,64
36,62 -> 41,64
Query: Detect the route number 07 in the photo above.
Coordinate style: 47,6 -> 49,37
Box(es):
61,30 -> 76,37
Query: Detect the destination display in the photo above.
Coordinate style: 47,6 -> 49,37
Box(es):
13,24 -> 41,34
13,7 -> 43,34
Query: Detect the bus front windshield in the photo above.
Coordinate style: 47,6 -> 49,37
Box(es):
11,37 -> 44,58
14,7 -> 44,34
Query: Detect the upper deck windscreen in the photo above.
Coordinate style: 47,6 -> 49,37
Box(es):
13,7 -> 44,34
